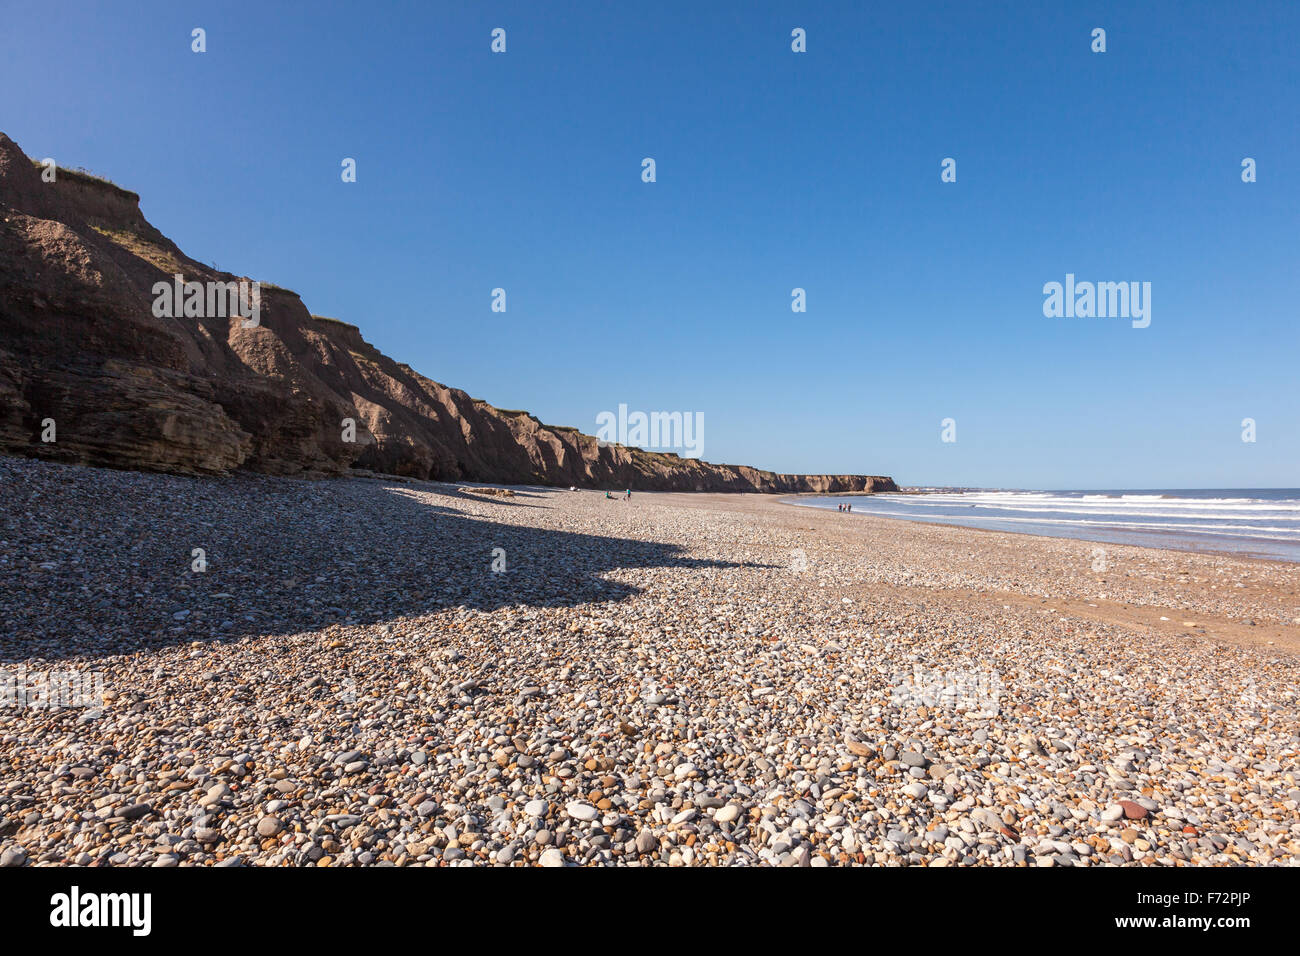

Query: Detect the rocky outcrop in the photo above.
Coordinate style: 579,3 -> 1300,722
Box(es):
0,133 -> 896,492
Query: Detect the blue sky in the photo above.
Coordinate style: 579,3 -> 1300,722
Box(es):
3,1 -> 1296,488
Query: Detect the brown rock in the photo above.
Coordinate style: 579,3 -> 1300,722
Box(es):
1119,800 -> 1148,820
844,735 -> 875,758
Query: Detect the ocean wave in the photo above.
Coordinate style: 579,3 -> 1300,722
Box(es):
879,495 -> 1300,513
797,493 -> 1300,560
859,511 -> 1300,539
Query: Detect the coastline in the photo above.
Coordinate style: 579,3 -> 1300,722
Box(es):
2,455 -> 1296,867
781,496 -> 1300,569
784,493 -> 1300,566
768,498 -> 1299,656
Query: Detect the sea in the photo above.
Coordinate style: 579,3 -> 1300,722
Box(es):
793,489 -> 1300,562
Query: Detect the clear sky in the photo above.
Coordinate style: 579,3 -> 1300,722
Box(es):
3,1 -> 1296,488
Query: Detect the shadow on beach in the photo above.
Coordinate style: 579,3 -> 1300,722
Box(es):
0,459 -> 766,662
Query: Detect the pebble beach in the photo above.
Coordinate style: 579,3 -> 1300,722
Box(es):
1,455 -> 1297,867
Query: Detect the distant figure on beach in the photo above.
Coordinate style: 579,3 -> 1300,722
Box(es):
605,491 -> 613,499
625,489 -> 631,500
847,503 -> 852,512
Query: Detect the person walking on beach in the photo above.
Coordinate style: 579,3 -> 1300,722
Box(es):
625,489 -> 631,500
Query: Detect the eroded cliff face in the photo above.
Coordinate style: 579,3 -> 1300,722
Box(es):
0,133 -> 896,492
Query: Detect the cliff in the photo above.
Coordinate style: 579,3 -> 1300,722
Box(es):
0,133 -> 896,493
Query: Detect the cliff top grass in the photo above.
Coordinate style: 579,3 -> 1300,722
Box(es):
31,160 -> 139,200
311,314 -> 359,330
